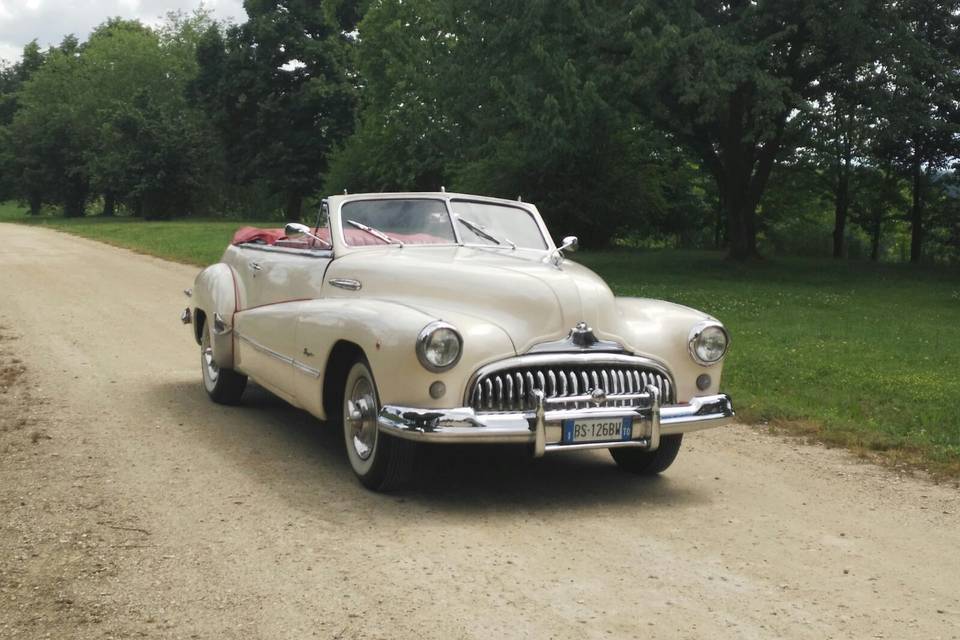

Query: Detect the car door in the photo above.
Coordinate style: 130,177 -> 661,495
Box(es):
233,246 -> 333,403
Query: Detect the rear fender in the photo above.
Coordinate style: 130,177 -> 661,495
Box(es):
192,263 -> 239,369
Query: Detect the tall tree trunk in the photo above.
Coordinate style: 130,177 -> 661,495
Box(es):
870,205 -> 882,261
714,187 -> 724,249
910,155 -> 924,264
724,194 -> 759,260
720,148 -> 773,261
101,191 -> 115,217
832,177 -> 849,259
832,123 -> 852,259
284,191 -> 303,222
28,192 -> 42,216
63,174 -> 88,218
710,110 -> 784,261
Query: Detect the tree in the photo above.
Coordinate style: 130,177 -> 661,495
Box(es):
850,164 -> 907,261
328,0 -> 710,247
7,46 -> 90,216
80,15 -> 222,218
193,1 -> 360,220
872,0 -> 960,263
621,0 -> 881,259
0,41 -> 48,205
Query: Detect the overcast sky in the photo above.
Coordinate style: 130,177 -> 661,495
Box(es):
0,1 -> 247,64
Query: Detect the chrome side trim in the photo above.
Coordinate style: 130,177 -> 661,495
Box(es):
464,353 -> 675,406
378,393 -> 733,449
293,360 -> 322,378
238,243 -> 333,258
329,278 -> 362,291
235,332 -> 321,378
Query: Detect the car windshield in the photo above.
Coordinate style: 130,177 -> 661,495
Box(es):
449,200 -> 547,250
341,199 -> 455,246
339,198 -> 547,249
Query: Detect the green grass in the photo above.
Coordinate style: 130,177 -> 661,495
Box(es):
576,251 -> 960,474
0,202 -> 272,265
4,201 -> 959,474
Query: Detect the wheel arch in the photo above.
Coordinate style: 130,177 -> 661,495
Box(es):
193,309 -> 207,345
322,340 -> 367,422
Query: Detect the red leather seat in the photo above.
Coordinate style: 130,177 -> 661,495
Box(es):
232,226 -> 444,247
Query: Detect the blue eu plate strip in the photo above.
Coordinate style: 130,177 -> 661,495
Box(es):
561,417 -> 634,444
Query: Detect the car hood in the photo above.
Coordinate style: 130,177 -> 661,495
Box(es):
324,246 -> 622,352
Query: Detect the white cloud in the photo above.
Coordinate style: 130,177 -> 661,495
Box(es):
0,1 -> 247,63
0,41 -> 20,64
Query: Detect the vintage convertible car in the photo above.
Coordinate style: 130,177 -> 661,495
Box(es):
182,192 -> 734,490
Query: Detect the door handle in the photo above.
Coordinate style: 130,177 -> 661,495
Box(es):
249,261 -> 262,271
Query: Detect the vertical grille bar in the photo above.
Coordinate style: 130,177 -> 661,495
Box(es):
471,362 -> 674,411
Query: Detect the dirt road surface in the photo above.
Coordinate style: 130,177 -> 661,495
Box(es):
1,223 -> 958,640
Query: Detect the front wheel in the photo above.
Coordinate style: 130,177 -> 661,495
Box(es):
610,434 -> 683,475
341,359 -> 417,491
201,322 -> 247,405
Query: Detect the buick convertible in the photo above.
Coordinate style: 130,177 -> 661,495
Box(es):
181,192 -> 734,490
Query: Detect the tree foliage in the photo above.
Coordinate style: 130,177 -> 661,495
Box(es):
0,0 -> 957,262
192,0 -> 359,220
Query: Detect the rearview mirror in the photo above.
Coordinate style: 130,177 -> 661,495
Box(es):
560,236 -> 579,253
285,222 -> 310,237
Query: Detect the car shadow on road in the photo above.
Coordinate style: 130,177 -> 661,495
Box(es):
160,379 -> 713,514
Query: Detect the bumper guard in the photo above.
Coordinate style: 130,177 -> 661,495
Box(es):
378,386 -> 734,457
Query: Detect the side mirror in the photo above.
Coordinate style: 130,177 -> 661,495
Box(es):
285,222 -> 310,236
560,236 -> 579,253
282,221 -> 334,249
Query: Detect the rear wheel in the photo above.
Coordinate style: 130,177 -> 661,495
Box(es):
341,359 -> 417,491
201,322 -> 246,405
610,434 -> 683,475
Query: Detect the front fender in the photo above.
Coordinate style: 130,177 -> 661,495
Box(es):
192,263 -> 239,369
615,297 -> 727,403
295,299 -> 515,418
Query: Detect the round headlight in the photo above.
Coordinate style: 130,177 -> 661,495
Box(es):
688,322 -> 729,366
416,321 -> 462,372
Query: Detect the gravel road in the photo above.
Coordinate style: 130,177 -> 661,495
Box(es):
1,223 -> 958,640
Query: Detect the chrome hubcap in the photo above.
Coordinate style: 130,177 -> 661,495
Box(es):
346,377 -> 377,460
202,331 -> 219,383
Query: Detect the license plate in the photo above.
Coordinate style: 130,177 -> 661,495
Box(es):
562,417 -> 633,444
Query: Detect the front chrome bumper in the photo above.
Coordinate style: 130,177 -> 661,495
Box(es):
378,389 -> 734,457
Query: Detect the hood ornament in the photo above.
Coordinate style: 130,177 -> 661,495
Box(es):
570,321 -> 598,347
526,320 -> 626,354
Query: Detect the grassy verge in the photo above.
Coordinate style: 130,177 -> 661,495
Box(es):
4,202 -> 959,476
0,202 -> 271,265
579,251 -> 960,477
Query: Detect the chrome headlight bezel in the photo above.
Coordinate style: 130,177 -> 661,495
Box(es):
416,321 -> 463,372
688,321 -> 729,366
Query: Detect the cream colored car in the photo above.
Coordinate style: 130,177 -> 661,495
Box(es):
182,192 -> 734,490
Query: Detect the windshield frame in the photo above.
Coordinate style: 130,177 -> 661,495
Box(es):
335,195 -> 552,252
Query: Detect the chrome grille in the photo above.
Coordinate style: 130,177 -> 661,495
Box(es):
468,358 -> 674,412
